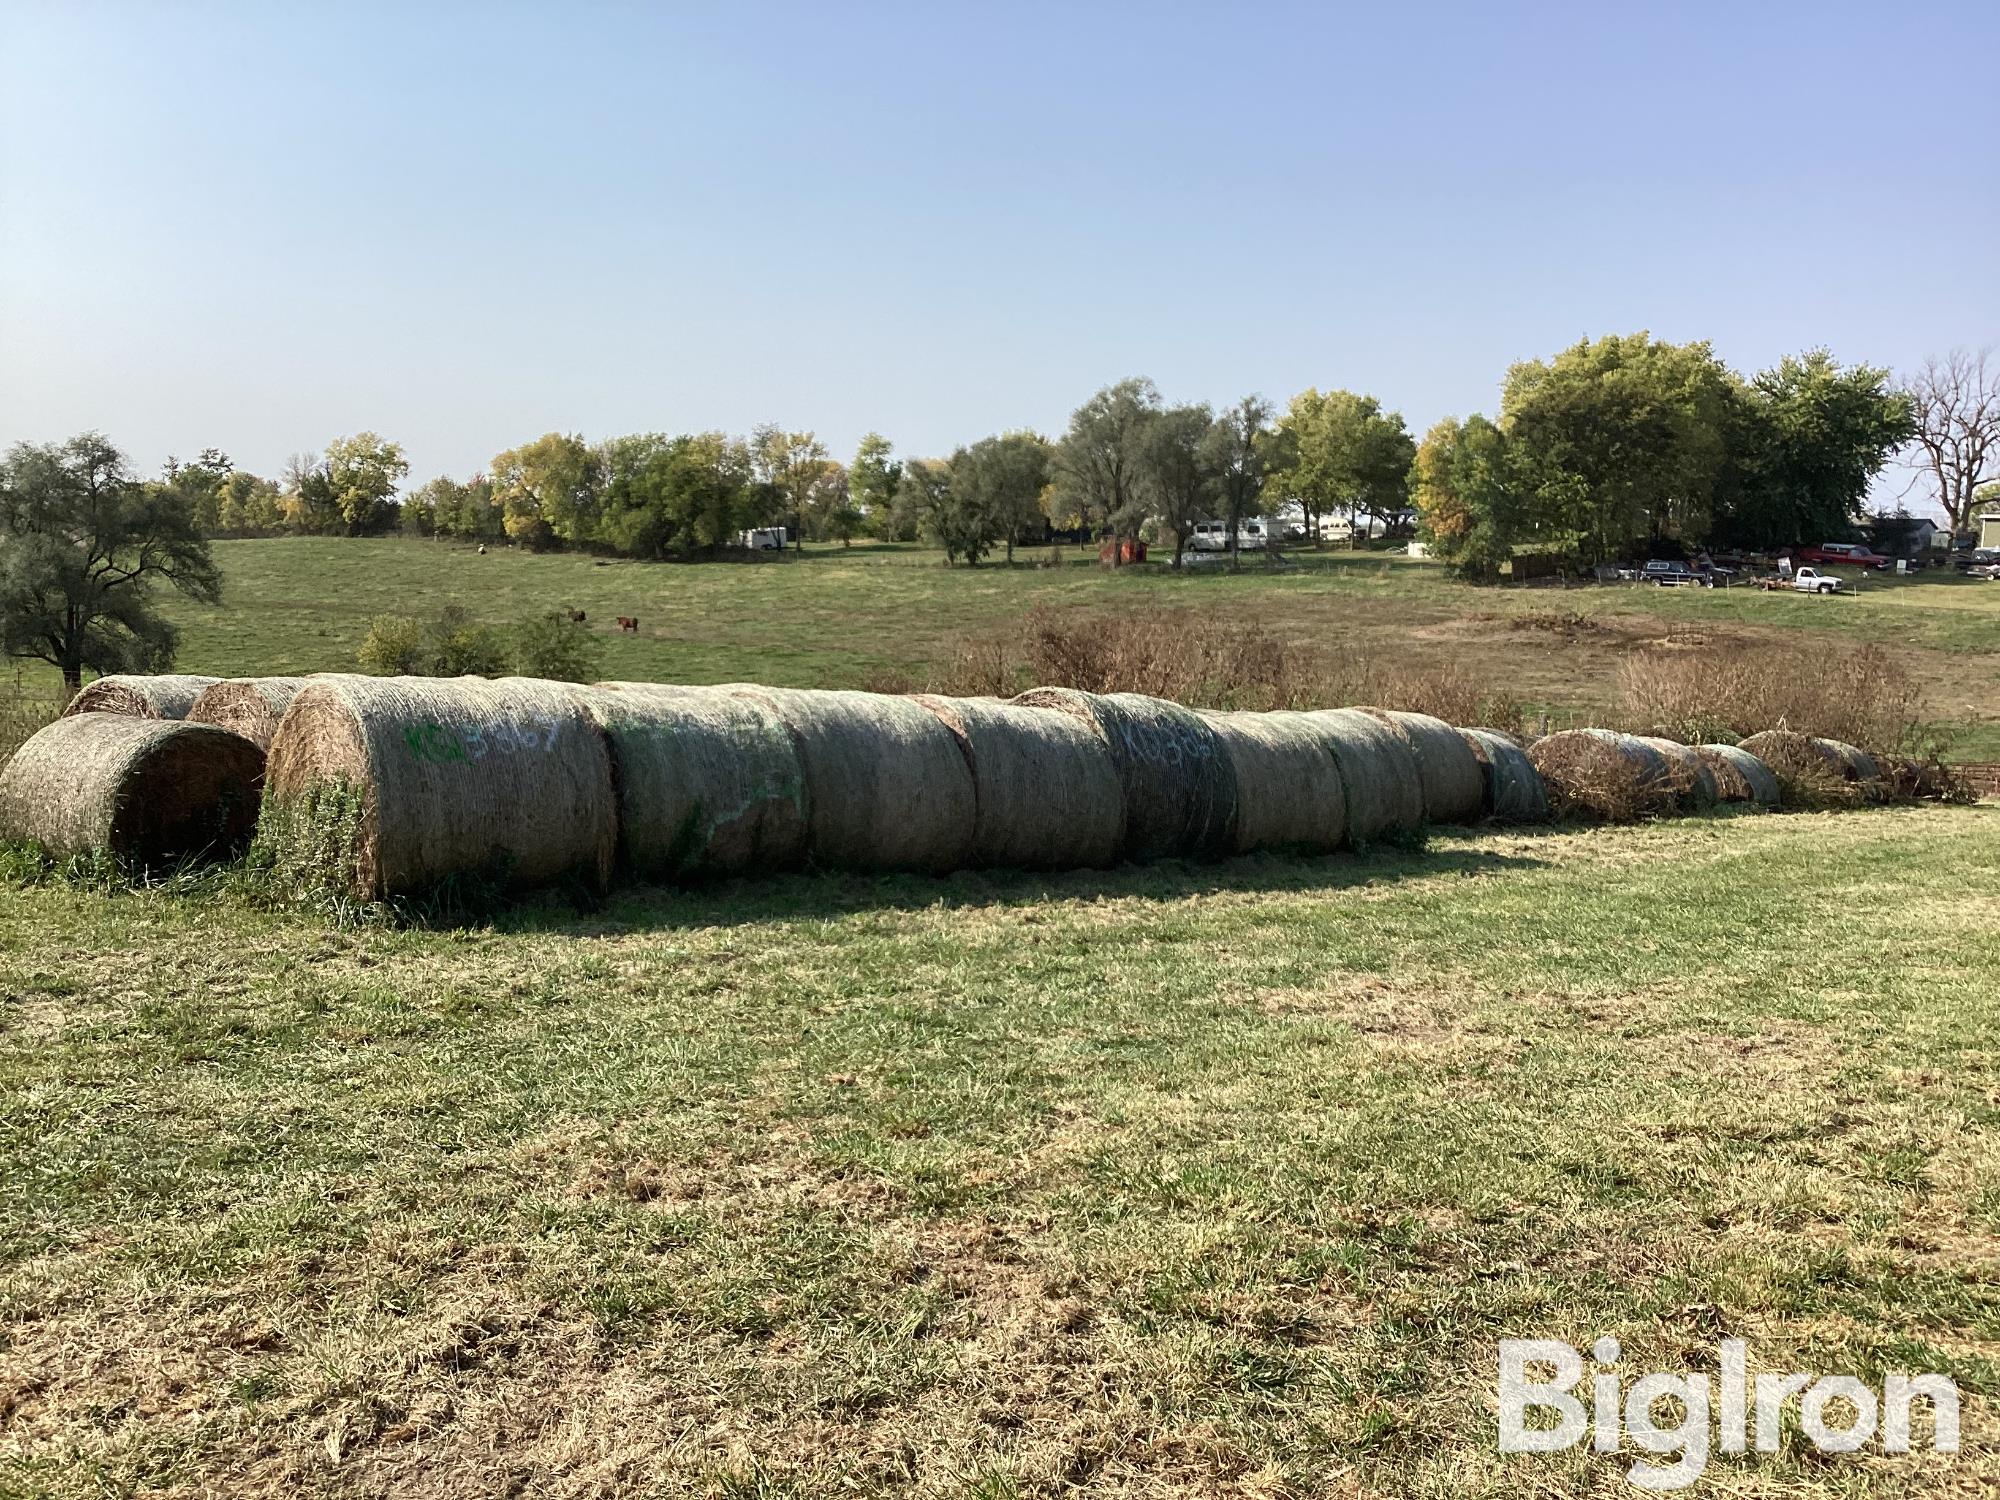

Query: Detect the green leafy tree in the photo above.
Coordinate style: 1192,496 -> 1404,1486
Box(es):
850,433 -> 905,539
0,434 -> 222,692
804,464 -> 861,545
1137,404 -> 1218,568
951,432 -> 1052,563
1411,415 -> 1525,579
595,432 -> 750,557
1714,351 -> 1915,549
511,611 -> 605,681
1200,395 -> 1273,570
1501,333 -> 1737,563
1054,378 -> 1160,563
1270,389 -> 1414,546
490,433 -> 598,547
215,469 -> 284,533
751,426 -> 833,547
160,448 -> 233,532
897,457 -> 983,563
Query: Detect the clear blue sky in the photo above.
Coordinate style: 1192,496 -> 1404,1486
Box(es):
3,0 -> 1995,501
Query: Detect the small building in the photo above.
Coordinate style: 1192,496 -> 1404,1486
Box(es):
1864,514 -> 1942,558
1982,513 -> 2000,550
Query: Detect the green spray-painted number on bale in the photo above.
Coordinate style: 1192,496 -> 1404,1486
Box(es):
403,720 -> 471,765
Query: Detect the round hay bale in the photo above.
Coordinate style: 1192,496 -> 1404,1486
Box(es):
1201,711 -> 1348,855
1012,689 -> 1237,861
913,695 -> 1124,869
1738,730 -> 1880,795
262,675 -> 616,899
1356,709 -> 1485,824
187,677 -> 311,750
1633,736 -> 1721,809
724,686 -> 975,872
579,683 -> 808,879
1292,708 -> 1425,844
1460,728 -> 1551,821
1694,744 -> 1781,806
63,674 -> 221,721
1527,729 -> 1675,820
0,713 -> 263,867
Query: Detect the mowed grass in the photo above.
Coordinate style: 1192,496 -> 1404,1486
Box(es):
10,536 -> 1997,754
3,808 -> 1997,1496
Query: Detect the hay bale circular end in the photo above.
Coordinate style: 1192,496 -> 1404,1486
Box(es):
1460,728 -> 1551,821
0,712 -> 263,867
1694,744 -> 1781,807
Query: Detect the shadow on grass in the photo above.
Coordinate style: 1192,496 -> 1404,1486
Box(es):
495,837 -> 1554,937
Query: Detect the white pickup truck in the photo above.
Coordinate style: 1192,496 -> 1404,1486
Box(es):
1791,567 -> 1844,595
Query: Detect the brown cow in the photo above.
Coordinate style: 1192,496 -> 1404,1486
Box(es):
616,616 -> 639,633
568,609 -> 586,623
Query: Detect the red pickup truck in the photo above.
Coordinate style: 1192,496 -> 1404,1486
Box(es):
1797,542 -> 1894,571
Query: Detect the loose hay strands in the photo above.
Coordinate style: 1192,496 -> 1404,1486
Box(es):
1292,708 -> 1425,845
1460,728 -> 1551,822
1202,711 -> 1348,855
188,677 -> 311,750
1013,688 -> 1237,861
0,712 -> 263,868
62,674 -> 221,721
1356,708 -> 1485,824
580,683 -> 808,879
1633,735 -> 1721,810
725,686 -> 976,872
1695,744 -> 1782,807
262,675 -> 616,899
1528,728 -> 1676,821
913,695 -> 1125,869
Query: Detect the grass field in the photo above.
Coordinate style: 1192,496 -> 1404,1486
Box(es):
8,536 -> 1999,756
4,538 -> 1999,1496
2,810 -> 1995,1496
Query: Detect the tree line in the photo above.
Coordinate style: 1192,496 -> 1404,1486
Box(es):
2,335 -> 1996,689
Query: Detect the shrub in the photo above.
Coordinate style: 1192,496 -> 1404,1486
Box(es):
924,604 -> 1526,731
512,611 -> 605,683
357,606 -> 516,679
1618,640 -> 1944,760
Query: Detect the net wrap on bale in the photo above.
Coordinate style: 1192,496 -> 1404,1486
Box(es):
1634,736 -> 1721,809
1357,709 -> 1485,824
1013,689 -> 1237,861
63,674 -> 221,721
1528,728 -> 1676,819
1460,728 -> 1551,821
1201,711 -> 1348,854
1292,708 -> 1425,844
0,712 -> 263,867
579,683 -> 808,879
724,686 -> 976,872
1695,744 -> 1782,806
188,678 -> 311,750
262,674 -> 616,899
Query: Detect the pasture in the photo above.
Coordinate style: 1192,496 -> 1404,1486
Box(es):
8,538 -> 2000,759
3,538 -> 1998,1497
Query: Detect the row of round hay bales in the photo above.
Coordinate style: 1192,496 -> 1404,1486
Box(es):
1459,728 -> 1551,821
0,712 -> 265,868
62,674 -> 220,720
262,674 -> 617,899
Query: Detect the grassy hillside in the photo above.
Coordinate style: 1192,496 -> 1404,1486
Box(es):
2,809 -> 1995,1496
10,536 -> 1996,754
